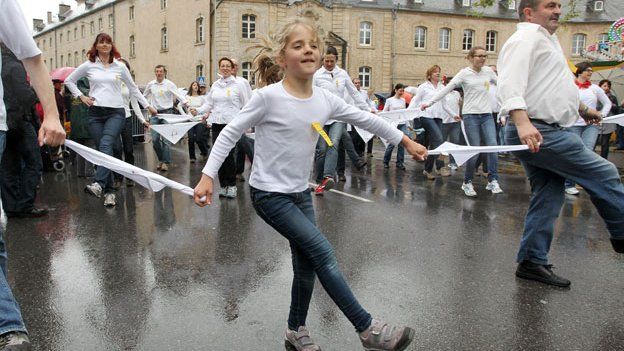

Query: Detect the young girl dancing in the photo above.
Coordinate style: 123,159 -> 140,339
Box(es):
193,18 -> 426,351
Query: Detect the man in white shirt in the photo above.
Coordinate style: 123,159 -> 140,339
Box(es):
144,65 -> 186,171
498,0 -> 624,288
0,0 -> 66,348
230,58 -> 254,181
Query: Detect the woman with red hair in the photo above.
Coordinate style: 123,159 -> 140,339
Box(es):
65,33 -> 157,207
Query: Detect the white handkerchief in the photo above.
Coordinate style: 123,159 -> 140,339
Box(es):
64,140 -> 195,197
151,122 -> 200,144
354,126 -> 374,143
428,142 -> 529,167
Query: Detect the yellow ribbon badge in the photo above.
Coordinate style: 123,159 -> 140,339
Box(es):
312,122 -> 333,147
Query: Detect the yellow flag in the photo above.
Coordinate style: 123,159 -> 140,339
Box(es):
312,122 -> 333,147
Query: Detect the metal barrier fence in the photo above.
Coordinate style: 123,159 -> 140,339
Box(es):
131,110 -> 148,138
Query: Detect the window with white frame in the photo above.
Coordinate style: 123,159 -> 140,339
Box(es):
161,27 -> 168,51
98,18 -> 102,30
414,26 -> 427,49
90,21 -> 94,34
81,24 -> 85,37
196,64 -> 204,78
572,33 -> 586,55
598,33 -> 608,43
359,22 -> 372,46
507,0 -> 516,9
594,1 -> 604,11
161,0 -> 167,10
462,0 -> 471,7
242,14 -> 256,39
462,29 -> 474,51
196,17 -> 205,43
439,28 -> 451,50
358,66 -> 371,89
129,6 -> 134,20
129,35 -> 135,57
242,62 -> 255,85
486,30 -> 497,52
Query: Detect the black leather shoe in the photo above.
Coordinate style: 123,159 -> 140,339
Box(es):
355,161 -> 367,170
611,238 -> 624,253
516,261 -> 571,287
9,208 -> 49,218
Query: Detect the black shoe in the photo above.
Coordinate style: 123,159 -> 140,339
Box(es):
611,238 -> 624,253
397,164 -> 406,170
355,160 -> 367,170
338,173 -> 346,182
383,163 -> 389,169
6,208 -> 49,218
516,261 -> 571,287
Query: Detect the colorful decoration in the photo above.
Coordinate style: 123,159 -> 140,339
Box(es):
608,18 -> 624,43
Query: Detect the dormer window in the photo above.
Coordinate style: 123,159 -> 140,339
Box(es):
508,0 -> 516,10
462,0 -> 471,7
594,1 -> 604,11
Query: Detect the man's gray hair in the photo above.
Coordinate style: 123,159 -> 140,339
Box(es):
518,0 -> 540,21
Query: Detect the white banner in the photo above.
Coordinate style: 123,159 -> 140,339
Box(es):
602,113 -> 624,127
150,122 -> 200,144
155,114 -> 195,124
377,109 -> 417,124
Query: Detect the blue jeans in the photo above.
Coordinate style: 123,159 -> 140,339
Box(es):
463,113 -> 499,182
383,124 -> 408,167
250,187 -> 372,332
150,114 -> 173,164
315,122 -> 347,180
337,128 -> 362,174
442,122 -> 461,166
0,130 -> 27,336
617,125 -> 624,148
564,125 -> 600,189
421,118 -> 445,172
505,121 -> 624,265
88,106 -> 126,194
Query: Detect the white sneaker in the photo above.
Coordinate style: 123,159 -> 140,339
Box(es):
85,182 -> 103,198
226,186 -> 237,198
103,193 -> 116,207
565,187 -> 580,195
218,187 -> 228,197
462,182 -> 477,197
486,180 -> 503,194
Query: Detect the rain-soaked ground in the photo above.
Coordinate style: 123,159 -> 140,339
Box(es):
4,141 -> 624,351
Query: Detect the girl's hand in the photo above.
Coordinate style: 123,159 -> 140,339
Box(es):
80,95 -> 95,106
143,121 -> 151,130
194,174 -> 214,206
420,103 -> 429,111
148,106 -> 158,115
453,115 -> 462,121
401,135 -> 427,161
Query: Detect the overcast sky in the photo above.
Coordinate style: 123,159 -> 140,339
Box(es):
18,0 -> 65,27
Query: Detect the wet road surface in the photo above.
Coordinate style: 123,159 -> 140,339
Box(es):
4,142 -> 624,351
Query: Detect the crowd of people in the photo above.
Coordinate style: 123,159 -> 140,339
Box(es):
1,0 -> 624,350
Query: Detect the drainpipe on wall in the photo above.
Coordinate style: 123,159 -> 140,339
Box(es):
210,0 -> 226,83
54,29 -> 58,69
111,3 -> 116,41
390,4 -> 397,92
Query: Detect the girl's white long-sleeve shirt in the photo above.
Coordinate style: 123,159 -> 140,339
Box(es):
383,96 -> 408,125
65,58 -> 150,109
427,66 -> 497,115
573,84 -> 612,126
121,83 -> 147,123
441,90 -> 462,124
202,81 -> 404,193
407,81 -> 447,119
197,76 -> 248,124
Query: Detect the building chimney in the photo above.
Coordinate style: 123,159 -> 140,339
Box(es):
85,0 -> 96,8
47,11 -> 53,24
58,4 -> 71,21
33,18 -> 45,32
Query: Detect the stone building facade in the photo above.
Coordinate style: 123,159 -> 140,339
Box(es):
33,0 -> 621,93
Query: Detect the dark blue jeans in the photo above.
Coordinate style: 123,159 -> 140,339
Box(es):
383,124 -> 408,167
0,130 -> 27,336
506,121 -> 624,265
88,106 -> 126,194
0,121 -> 43,213
563,125 -> 600,189
421,118 -> 445,172
442,122 -> 461,166
188,123 -> 209,160
616,125 -> 624,148
463,113 -> 499,182
250,187 -> 372,332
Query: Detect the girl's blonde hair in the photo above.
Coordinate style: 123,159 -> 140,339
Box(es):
251,18 -> 322,87
426,65 -> 441,81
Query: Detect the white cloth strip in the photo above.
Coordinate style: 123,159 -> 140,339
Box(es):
602,113 -> 624,127
377,109 -> 417,124
64,140 -> 195,197
428,142 -> 529,167
156,114 -> 195,124
150,122 -> 200,144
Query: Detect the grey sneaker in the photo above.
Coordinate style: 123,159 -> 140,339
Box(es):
84,182 -> 103,198
285,326 -> 321,351
103,193 -> 116,207
218,187 -> 228,197
359,319 -> 414,351
0,331 -> 31,351
225,186 -> 238,198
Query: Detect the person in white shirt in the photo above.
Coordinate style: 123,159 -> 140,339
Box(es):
193,19 -> 424,351
563,61 -> 612,195
440,77 -> 463,170
230,58 -> 254,182
112,58 -> 150,188
144,65 -> 186,171
0,0 -> 66,347
422,48 -> 502,196
183,81 -> 209,163
313,47 -> 368,194
498,0 -> 624,288
352,78 -> 376,156
191,57 -> 249,198
382,84 -> 409,170
65,33 -> 156,207
409,65 -> 452,178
